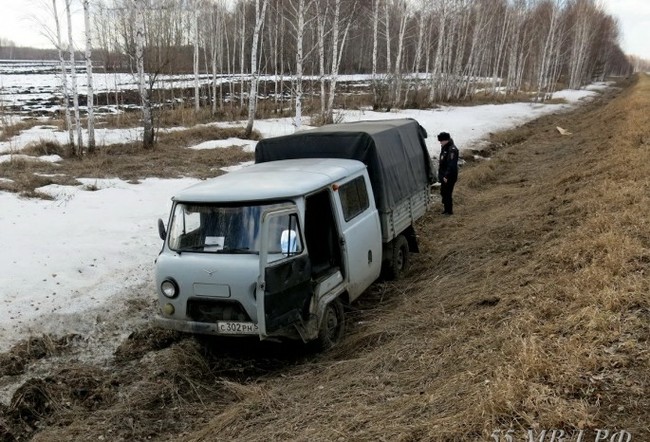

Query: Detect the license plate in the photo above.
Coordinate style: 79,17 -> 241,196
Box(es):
217,321 -> 259,335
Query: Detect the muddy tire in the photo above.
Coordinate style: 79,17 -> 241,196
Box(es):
383,234 -> 410,280
314,298 -> 345,351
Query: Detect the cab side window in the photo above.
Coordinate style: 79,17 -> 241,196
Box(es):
268,213 -> 303,255
339,176 -> 370,222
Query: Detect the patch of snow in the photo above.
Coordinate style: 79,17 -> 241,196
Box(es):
0,153 -> 62,163
0,177 -> 199,351
551,89 -> 599,102
189,137 -> 257,152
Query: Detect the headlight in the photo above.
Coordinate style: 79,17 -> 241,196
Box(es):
161,279 -> 178,298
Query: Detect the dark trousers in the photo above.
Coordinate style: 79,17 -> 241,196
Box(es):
440,178 -> 456,214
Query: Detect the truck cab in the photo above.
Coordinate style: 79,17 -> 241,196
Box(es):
155,158 -> 382,347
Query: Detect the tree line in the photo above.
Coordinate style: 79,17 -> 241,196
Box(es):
1,0 -> 640,153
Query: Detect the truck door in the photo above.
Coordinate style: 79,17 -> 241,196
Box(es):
257,206 -> 312,336
336,174 -> 382,300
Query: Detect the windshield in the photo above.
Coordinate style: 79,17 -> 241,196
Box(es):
167,202 -> 303,255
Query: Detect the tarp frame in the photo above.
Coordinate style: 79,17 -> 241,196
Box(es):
255,119 -> 434,213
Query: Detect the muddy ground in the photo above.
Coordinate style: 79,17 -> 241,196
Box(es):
1,74 -> 649,441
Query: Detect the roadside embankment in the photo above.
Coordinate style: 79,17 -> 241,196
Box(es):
187,74 -> 650,440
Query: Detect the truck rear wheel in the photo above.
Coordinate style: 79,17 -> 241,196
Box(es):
314,298 -> 345,350
384,234 -> 410,280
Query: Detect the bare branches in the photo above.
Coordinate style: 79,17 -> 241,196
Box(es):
21,0 -> 636,149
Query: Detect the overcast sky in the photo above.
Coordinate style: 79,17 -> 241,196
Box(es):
0,0 -> 649,60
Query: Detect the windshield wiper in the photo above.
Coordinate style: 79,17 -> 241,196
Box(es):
221,247 -> 254,254
177,245 -> 257,254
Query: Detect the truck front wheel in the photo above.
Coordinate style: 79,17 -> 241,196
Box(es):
314,298 -> 345,350
384,234 -> 410,280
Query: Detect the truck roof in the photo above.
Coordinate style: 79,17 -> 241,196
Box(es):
172,158 -> 366,203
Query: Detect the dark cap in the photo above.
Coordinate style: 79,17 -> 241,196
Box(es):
437,132 -> 451,141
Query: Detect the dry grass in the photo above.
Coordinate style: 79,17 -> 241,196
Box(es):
21,139 -> 69,157
0,119 -> 41,142
0,125 -> 257,197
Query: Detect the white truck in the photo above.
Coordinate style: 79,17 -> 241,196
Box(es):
154,119 -> 435,348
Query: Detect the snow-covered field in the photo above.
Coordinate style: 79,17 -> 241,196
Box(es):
0,80 -> 612,351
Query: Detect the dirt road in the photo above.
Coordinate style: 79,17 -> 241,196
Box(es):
1,74 -> 649,442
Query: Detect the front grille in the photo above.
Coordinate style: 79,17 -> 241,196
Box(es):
186,299 -> 251,322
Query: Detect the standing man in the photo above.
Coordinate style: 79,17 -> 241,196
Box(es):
437,132 -> 459,215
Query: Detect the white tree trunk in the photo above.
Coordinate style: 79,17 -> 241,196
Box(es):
506,1 -> 526,95
193,8 -> 200,112
135,0 -> 153,148
82,0 -> 95,152
371,0 -> 379,107
239,5 -> 246,109
491,7 -> 511,95
393,2 -> 408,106
326,0 -> 354,122
568,1 -> 594,89
536,2 -> 561,101
404,1 -> 426,107
317,3 -> 327,116
65,0 -> 83,155
210,8 -> 218,114
52,0 -> 74,148
428,0 -> 446,103
384,0 -> 391,74
272,3 -> 279,109
245,0 -> 269,137
294,0 -> 306,129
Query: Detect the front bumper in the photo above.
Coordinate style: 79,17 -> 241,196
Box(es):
154,316 -> 252,336
153,315 -> 303,341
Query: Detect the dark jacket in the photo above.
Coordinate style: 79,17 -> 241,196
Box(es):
438,139 -> 459,182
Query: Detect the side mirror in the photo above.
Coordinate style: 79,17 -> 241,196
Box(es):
158,218 -> 167,241
280,229 -> 298,255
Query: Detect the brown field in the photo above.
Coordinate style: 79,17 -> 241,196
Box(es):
1,74 -> 649,441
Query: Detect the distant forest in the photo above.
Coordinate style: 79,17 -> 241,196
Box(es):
0,45 -> 61,61
1,0 -> 647,82
2,0 -> 649,154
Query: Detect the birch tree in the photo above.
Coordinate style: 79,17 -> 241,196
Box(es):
490,0 -> 511,95
288,0 -> 316,129
134,0 -> 154,148
269,0 -> 280,111
371,0 -> 380,107
65,0 -> 83,154
567,0 -> 597,89
291,0 -> 306,129
384,0 -> 392,74
239,3 -> 246,108
83,0 -> 95,152
391,0 -> 409,107
315,0 -> 328,116
244,0 -> 270,137
193,5 -> 200,112
403,0 -> 427,107
535,0 -> 564,101
428,0 -> 448,103
51,0 -> 74,148
325,0 -> 356,122
505,0 -> 529,94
